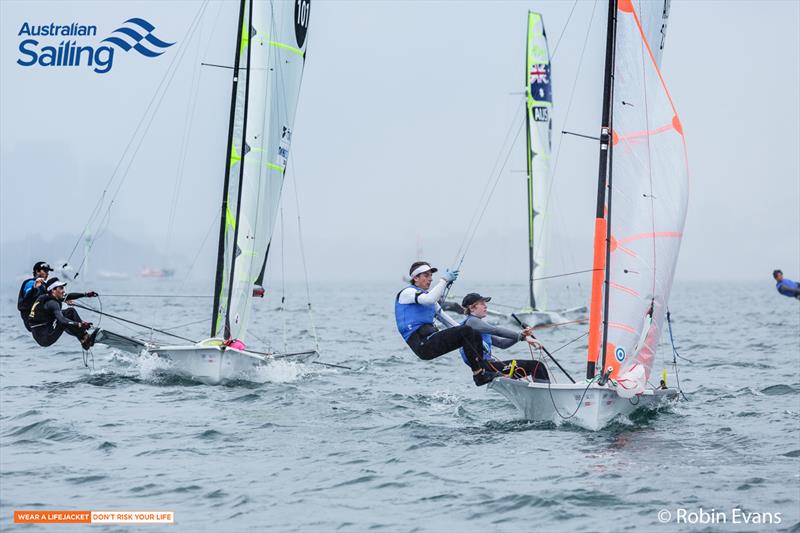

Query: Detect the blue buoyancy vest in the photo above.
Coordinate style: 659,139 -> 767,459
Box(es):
459,316 -> 492,365
776,278 -> 800,298
395,285 -> 437,341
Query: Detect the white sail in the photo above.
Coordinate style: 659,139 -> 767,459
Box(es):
215,0 -> 310,341
603,0 -> 687,389
525,12 -> 553,310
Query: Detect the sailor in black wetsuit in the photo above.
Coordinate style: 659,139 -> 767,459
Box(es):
394,261 -> 502,386
28,278 -> 99,349
459,293 -> 549,381
17,261 -> 54,331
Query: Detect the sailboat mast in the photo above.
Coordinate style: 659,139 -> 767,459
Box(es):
211,0 -> 248,338
586,0 -> 618,379
223,0 -> 255,340
525,13 -> 536,311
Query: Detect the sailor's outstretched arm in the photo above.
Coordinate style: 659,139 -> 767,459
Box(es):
466,318 -> 522,341
396,279 -> 448,305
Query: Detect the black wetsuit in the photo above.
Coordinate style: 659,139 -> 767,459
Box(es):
17,278 -> 46,332
406,323 -> 487,372
28,293 -> 89,347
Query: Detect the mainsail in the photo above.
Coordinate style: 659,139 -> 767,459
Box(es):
525,12 -> 552,311
212,0 -> 311,341
587,0 -> 688,389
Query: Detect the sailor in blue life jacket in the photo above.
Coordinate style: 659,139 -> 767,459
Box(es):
17,261 -> 55,332
773,270 -> 800,300
459,293 -> 550,381
28,278 -> 100,350
395,261 -> 502,386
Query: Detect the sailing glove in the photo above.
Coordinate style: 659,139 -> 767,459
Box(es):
442,269 -> 459,283
86,291 -> 98,297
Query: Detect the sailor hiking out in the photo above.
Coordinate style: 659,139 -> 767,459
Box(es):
773,270 -> 800,300
395,261 -> 502,386
28,278 -> 100,350
17,261 -> 54,332
459,293 -> 549,381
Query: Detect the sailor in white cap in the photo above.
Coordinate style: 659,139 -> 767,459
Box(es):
394,261 -> 501,386
28,278 -> 99,350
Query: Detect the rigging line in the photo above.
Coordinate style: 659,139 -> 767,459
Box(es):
549,331 -> 588,355
453,114 -> 526,273
65,0 -> 211,266
561,130 -> 600,141
164,12 -> 209,263
533,268 -> 600,282
639,16 -> 658,298
534,0 -> 599,249
666,310 -> 690,401
86,293 -> 212,298
280,206 -> 287,353
270,18 -> 318,354
290,167 -> 319,353
451,98 -> 526,266
161,318 -> 211,331
550,0 -> 580,60
71,303 -> 198,343
170,214 -> 219,297
71,5 -> 214,278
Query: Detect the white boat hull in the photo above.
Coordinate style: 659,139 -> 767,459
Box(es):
148,344 -> 271,385
95,331 -> 316,385
488,378 -> 677,431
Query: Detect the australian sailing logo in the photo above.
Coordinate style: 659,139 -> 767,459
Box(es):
16,18 -> 174,74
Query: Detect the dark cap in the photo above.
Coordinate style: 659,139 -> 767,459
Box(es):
773,269 -> 783,278
409,261 -> 438,278
46,277 -> 67,291
33,261 -> 53,273
461,292 -> 491,308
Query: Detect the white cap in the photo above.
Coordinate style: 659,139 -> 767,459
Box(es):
47,280 -> 67,291
409,263 -> 438,278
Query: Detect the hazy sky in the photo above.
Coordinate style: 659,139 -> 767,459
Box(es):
1,0 -> 798,286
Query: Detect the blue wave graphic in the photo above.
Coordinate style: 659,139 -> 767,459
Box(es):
102,18 -> 174,57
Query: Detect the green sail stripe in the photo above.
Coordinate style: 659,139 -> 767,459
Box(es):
226,206 -> 236,229
240,16 -> 250,54
265,162 -> 284,172
269,40 -> 303,56
230,144 -> 241,168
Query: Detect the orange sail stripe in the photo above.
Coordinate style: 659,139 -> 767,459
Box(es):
586,217 -> 607,369
615,122 -> 674,143
608,322 -> 637,334
619,231 -> 683,245
609,282 -> 639,298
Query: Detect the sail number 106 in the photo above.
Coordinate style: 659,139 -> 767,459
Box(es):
296,0 -> 310,28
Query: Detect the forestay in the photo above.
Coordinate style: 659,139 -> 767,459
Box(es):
213,0 -> 310,342
604,0 -> 688,391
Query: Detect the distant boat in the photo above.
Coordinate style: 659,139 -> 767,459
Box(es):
140,268 -> 175,279
444,13 -> 586,328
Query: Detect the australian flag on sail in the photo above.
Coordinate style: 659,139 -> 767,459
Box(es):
529,63 -> 551,103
